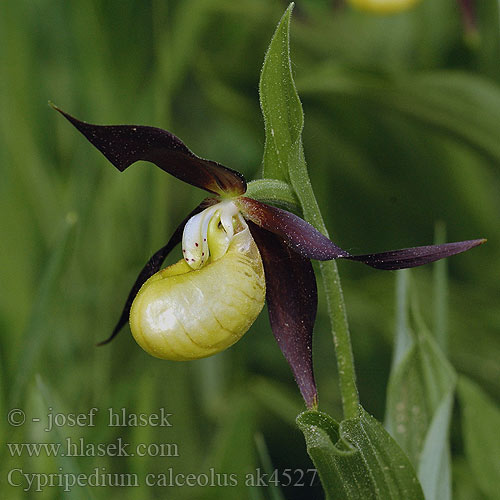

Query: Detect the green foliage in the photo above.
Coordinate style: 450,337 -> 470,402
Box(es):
386,271 -> 456,499
297,407 -> 424,500
385,263 -> 500,500
458,377 -> 500,500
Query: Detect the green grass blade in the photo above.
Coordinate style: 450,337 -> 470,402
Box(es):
417,390 -> 454,500
9,214 -> 78,407
254,432 -> 286,500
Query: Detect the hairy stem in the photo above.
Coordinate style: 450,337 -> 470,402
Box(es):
289,144 -> 359,420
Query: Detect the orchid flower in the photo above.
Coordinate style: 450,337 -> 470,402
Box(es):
347,0 -> 421,14
53,105 -> 485,408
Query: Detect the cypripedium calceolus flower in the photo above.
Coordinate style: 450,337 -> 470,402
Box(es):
53,105 -> 485,408
347,0 -> 421,14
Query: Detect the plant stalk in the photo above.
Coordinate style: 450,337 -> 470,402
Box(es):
289,144 -> 359,420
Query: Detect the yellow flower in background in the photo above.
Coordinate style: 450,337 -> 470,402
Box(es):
348,0 -> 421,14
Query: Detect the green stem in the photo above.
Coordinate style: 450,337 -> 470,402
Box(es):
246,179 -> 300,212
289,144 -> 359,420
258,3 -> 359,419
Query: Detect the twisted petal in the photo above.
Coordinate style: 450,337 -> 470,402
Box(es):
249,222 -> 318,409
52,105 -> 246,196
98,202 -> 209,346
346,239 -> 486,270
239,197 -> 350,261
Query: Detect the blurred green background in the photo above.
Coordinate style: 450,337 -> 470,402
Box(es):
1,0 -> 499,498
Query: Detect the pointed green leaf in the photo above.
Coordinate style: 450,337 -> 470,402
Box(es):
260,2 -> 304,182
418,390 -> 454,500
458,376 -> 500,500
297,406 -> 424,500
391,270 -> 412,371
385,272 -> 456,500
386,328 -> 456,465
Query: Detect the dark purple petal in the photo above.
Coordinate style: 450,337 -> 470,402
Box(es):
239,197 -> 350,261
98,202 -> 210,346
345,239 -> 486,270
52,104 -> 246,196
458,0 -> 477,35
249,222 -> 318,409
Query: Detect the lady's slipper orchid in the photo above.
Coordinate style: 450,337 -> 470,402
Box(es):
53,105 -> 485,408
347,0 -> 421,14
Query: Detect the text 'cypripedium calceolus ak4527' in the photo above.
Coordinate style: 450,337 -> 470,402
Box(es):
52,104 -> 485,409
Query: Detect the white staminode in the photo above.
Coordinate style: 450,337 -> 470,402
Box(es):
182,201 -> 242,270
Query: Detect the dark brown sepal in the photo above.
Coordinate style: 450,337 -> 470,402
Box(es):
239,197 -> 350,261
249,222 -> 318,409
346,238 -> 486,270
52,104 -> 246,196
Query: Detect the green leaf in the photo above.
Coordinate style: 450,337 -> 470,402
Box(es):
391,270 -> 412,371
259,4 -> 322,229
385,272 -> 456,500
458,376 -> 500,500
296,406 -> 424,500
418,390 -> 454,500
386,325 -> 456,465
259,2 -> 303,182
